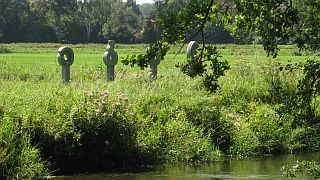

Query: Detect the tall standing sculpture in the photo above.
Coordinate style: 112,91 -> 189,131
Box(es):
103,40 -> 118,81
146,47 -> 160,81
57,47 -> 74,83
186,41 -> 199,73
150,55 -> 160,81
186,41 -> 198,59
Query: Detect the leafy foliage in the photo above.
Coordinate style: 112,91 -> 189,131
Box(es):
121,41 -> 169,69
178,45 -> 230,92
294,60 -> 320,127
0,116 -> 49,179
232,0 -> 299,57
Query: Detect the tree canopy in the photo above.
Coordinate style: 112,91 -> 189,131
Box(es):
1,0 -> 320,56
0,0 -> 155,43
0,0 -> 241,44
154,0 -> 320,54
121,0 -> 320,91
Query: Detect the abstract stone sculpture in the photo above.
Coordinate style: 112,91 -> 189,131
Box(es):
57,47 -> 74,83
186,41 -> 199,72
146,47 -> 160,81
186,41 -> 198,59
150,55 -> 160,81
103,40 -> 118,81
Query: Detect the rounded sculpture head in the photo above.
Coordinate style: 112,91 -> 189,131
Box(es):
106,40 -> 115,52
103,40 -> 118,66
57,47 -> 74,66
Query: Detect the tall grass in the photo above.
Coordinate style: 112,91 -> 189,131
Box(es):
0,43 -> 319,178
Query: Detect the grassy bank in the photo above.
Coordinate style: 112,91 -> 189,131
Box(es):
0,43 -> 319,179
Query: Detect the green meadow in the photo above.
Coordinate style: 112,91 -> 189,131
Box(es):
0,43 -> 319,179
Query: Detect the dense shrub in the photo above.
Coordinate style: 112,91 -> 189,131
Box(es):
163,114 -> 221,163
30,90 -> 139,173
0,116 -> 48,179
229,103 -> 288,156
136,112 -> 221,164
70,90 -> 138,170
182,100 -> 232,153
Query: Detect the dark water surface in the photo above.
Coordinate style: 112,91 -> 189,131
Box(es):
56,153 -> 320,180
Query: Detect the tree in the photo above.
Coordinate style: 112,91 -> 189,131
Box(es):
0,0 -> 28,42
29,0 -> 77,42
141,18 -> 160,43
139,3 -> 155,18
101,0 -> 142,43
78,0 -> 97,43
140,0 -> 319,57
122,0 -> 320,91
126,0 -> 141,15
23,0 -> 56,42
292,0 -> 320,52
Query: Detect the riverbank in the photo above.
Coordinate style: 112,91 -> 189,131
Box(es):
0,43 -> 319,179
53,153 -> 320,179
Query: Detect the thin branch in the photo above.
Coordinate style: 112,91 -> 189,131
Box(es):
173,0 -> 229,58
199,0 -> 215,61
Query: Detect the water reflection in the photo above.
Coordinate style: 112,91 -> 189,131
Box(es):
56,153 -> 320,180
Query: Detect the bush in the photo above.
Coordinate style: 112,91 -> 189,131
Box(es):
163,114 -> 221,163
288,125 -> 320,152
70,90 -> 138,170
182,100 -> 232,153
0,116 -> 48,179
31,90 -> 139,173
230,103 -> 290,156
136,112 -> 221,164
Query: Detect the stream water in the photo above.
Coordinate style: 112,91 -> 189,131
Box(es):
57,153 -> 320,180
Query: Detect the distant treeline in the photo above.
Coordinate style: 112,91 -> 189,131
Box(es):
0,0 -> 241,44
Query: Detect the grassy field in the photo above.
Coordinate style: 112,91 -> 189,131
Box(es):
0,43 -> 319,179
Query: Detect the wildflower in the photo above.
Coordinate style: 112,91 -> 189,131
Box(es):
136,123 -> 142,128
117,93 -> 124,100
94,89 -> 100,94
93,99 -> 100,104
123,97 -> 129,102
95,109 -> 102,114
130,112 -> 135,117
101,91 -> 109,97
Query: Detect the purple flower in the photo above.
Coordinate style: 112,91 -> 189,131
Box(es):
102,91 -> 109,97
